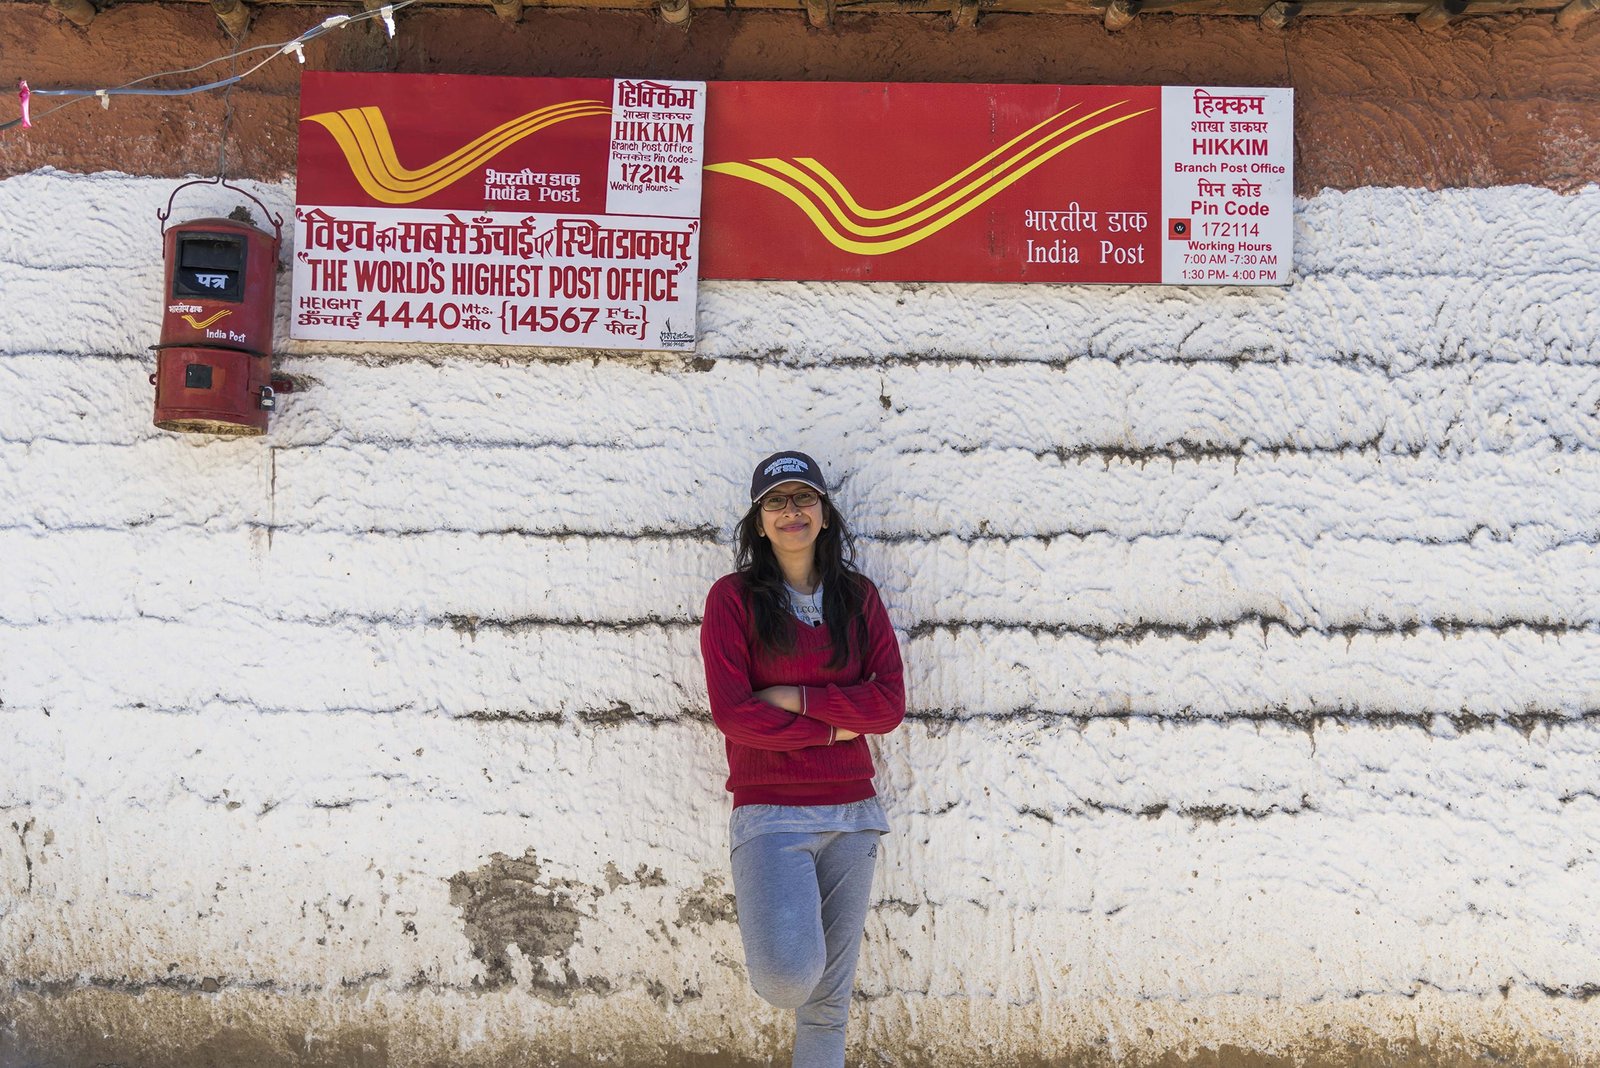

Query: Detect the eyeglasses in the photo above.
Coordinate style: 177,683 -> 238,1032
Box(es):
759,490 -> 822,512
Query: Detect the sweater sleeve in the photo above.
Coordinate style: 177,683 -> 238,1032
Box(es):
701,578 -> 834,752
799,580 -> 906,735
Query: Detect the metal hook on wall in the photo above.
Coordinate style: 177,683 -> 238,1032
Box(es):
157,175 -> 284,244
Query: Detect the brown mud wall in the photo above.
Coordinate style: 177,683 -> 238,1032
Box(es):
1,5 -> 1597,193
1,988 -> 1590,1068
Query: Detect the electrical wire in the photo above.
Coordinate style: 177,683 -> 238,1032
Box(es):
4,0 -> 412,133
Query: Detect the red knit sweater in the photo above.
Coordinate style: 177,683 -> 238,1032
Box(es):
700,572 -> 906,808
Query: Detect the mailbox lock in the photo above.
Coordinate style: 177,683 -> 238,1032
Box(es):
258,376 -> 295,411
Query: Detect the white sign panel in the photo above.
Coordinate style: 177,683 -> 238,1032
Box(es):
292,207 -> 699,349
606,79 -> 706,219
1160,86 -> 1294,286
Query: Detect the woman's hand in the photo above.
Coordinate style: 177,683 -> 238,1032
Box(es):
753,686 -> 803,714
830,675 -> 872,740
832,671 -> 883,738
752,686 -> 862,741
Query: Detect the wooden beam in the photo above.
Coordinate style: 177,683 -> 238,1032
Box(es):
1259,0 -> 1300,26
824,0 -> 1553,10
1280,1 -> 1426,10
803,0 -> 833,27
96,0 -> 1571,12
658,0 -> 691,23
211,0 -> 251,36
1103,0 -> 1141,29
953,0 -> 980,25
1415,0 -> 1467,29
99,0 -> 1571,13
47,0 -> 96,27
1556,0 -> 1598,27
1141,0 -> 1404,10
490,0 -> 524,19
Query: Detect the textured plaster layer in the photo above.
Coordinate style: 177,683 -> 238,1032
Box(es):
4,714 -> 1600,1064
2,173 -> 1600,1065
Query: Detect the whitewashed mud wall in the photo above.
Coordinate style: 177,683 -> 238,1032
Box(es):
2,171 -> 1599,1068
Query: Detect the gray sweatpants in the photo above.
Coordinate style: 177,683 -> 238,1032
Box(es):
730,829 -> 880,1068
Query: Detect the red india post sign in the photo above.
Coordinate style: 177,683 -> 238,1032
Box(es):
293,72 -> 704,349
700,82 -> 1292,285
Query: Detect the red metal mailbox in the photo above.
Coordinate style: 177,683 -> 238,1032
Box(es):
151,180 -> 291,435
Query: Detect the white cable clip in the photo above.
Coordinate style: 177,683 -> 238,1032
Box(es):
380,4 -> 396,37
282,40 -> 307,63
320,14 -> 351,28
95,89 -> 110,109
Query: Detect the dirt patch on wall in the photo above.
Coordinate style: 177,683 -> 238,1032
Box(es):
674,872 -> 738,928
2,6 -> 1597,192
446,848 -> 599,994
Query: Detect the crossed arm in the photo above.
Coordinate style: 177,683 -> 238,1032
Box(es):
751,684 -> 862,741
700,578 -> 906,752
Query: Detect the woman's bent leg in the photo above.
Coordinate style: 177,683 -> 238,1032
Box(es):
731,832 -> 826,1010
793,831 -> 879,1068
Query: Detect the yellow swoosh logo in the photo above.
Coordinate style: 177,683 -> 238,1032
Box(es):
706,101 -> 1153,255
302,99 -> 613,205
181,310 -> 232,329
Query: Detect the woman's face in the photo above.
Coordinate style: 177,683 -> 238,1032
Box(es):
758,480 -> 826,557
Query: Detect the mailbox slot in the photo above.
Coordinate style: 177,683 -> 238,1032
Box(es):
172,232 -> 246,302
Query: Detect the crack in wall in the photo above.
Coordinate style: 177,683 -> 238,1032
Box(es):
18,701 -> 1600,734
12,970 -> 1598,1005
1535,983 -> 1600,1001
907,707 -> 1600,738
15,609 -> 1586,644
5,520 -> 1598,552
1048,795 -> 1319,822
906,616 -> 1596,643
694,347 -> 1600,372
443,614 -> 697,639
22,429 -> 1600,458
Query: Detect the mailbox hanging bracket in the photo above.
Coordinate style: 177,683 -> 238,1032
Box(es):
158,175 -> 284,244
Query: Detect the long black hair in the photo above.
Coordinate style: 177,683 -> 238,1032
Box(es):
735,495 -> 868,670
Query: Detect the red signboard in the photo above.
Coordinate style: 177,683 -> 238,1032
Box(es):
292,72 -> 704,349
290,75 -> 1291,338
700,82 -> 1292,285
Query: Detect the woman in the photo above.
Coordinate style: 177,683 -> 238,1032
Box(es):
700,449 -> 906,1068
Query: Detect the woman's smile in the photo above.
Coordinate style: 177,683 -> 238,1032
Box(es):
760,480 -> 825,550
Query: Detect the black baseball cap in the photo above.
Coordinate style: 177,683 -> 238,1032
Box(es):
750,451 -> 828,501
